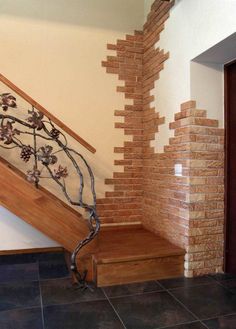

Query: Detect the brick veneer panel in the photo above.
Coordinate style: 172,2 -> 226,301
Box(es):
97,31 -> 144,224
97,0 -> 173,225
142,100 -> 224,277
98,0 -> 224,277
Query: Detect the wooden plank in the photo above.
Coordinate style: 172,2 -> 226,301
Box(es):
0,247 -> 63,255
0,73 -> 96,154
0,159 -> 97,257
96,255 -> 184,286
95,228 -> 185,264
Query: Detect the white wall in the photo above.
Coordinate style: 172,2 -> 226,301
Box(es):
144,0 -> 236,151
0,207 -> 59,250
190,61 -> 224,125
0,0 -> 144,250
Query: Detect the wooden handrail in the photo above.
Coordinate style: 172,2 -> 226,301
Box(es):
0,73 -> 96,154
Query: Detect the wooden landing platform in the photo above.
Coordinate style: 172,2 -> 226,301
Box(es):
93,227 -> 185,287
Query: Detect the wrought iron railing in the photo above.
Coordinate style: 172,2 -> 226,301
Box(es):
0,92 -> 100,289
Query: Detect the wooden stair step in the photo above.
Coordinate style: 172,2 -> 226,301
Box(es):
94,228 -> 185,287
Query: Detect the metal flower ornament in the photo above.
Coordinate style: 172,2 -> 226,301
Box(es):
0,92 -> 100,290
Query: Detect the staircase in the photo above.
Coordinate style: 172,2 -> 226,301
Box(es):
0,73 -> 184,287
94,226 -> 184,286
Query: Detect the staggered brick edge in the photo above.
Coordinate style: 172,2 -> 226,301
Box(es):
97,0 -> 224,277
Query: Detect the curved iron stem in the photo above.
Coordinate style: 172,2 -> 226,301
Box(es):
0,100 -> 100,289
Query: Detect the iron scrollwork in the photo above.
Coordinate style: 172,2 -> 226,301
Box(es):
0,92 -> 100,290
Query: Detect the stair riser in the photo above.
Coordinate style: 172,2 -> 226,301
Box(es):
95,255 -> 184,287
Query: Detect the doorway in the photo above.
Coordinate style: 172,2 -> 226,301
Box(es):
225,60 -> 236,274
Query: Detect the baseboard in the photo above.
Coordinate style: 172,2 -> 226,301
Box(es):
0,246 -> 64,256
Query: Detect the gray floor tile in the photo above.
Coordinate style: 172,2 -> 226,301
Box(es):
0,307 -> 43,329
171,283 -> 236,320
0,263 -> 39,284
39,260 -> 69,280
162,322 -> 207,329
158,276 -> 215,290
0,281 -> 41,312
41,277 -> 106,306
44,300 -> 125,329
219,279 -> 236,294
110,291 -> 195,329
103,280 -> 163,297
204,313 -> 236,329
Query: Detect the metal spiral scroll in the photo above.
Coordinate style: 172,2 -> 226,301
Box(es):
0,93 -> 100,289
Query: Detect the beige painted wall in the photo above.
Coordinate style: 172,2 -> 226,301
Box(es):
144,0 -> 236,152
0,0 -> 144,249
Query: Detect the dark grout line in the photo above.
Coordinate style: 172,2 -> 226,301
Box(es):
165,281 -> 218,292
41,297 -> 108,309
200,311 -> 236,322
105,288 -> 165,299
212,278 -> 236,294
38,275 -> 70,282
102,288 -> 128,329
200,321 -> 211,329
166,289 -> 212,329
166,289 -> 199,320
0,305 -> 41,314
155,280 -> 168,291
38,261 -> 45,329
152,320 -> 204,329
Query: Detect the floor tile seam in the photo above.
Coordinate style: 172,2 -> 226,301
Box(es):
39,275 -> 70,282
206,275 -> 236,283
155,280 -> 167,291
0,261 -> 40,285
102,288 -> 128,329
200,311 -> 236,322
152,320 -> 204,329
42,296 -> 108,308
0,261 -> 38,265
104,288 -> 165,299
200,321 -> 211,329
0,305 -> 40,314
165,282 -> 219,292
215,279 -> 236,293
0,279 -> 40,286
0,261 -> 38,267
166,289 -> 200,321
37,261 -> 45,329
166,290 -> 212,329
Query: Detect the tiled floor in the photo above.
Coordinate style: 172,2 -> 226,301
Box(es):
0,252 -> 236,329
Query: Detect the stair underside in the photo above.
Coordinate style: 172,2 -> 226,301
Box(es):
93,228 -> 185,286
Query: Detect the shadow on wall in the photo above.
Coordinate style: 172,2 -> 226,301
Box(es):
0,0 -> 144,31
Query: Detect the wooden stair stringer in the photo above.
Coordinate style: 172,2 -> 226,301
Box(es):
0,157 -> 96,257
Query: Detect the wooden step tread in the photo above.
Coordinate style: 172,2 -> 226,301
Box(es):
95,228 -> 185,264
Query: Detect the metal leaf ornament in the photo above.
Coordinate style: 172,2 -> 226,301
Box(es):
54,165 -> 68,179
37,145 -> 57,165
0,93 -> 17,111
27,110 -> 44,130
0,121 -> 20,144
26,166 -> 41,183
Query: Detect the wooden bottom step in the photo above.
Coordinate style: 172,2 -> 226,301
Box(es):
93,228 -> 185,287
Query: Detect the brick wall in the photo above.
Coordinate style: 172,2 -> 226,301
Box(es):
97,31 -> 144,224
98,0 -> 225,276
142,100 -> 224,276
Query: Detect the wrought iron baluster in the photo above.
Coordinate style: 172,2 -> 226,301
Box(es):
0,92 -> 100,289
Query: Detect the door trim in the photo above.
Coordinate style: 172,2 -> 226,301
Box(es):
224,59 -> 236,272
